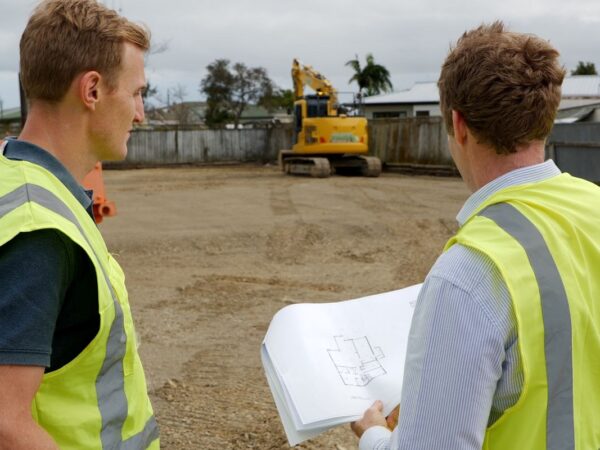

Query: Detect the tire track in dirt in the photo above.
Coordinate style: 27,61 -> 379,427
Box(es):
270,186 -> 298,216
100,166 -> 469,450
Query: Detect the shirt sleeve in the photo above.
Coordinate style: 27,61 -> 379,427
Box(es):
359,426 -> 392,450
0,229 -> 75,367
360,244 -> 511,450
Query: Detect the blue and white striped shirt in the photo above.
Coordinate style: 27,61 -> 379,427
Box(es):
360,160 -> 561,450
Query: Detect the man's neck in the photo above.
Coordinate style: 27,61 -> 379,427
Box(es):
468,141 -> 546,192
18,102 -> 95,183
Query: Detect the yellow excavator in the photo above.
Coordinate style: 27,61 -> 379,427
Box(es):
278,59 -> 382,178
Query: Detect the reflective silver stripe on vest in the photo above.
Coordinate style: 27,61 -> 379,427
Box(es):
479,203 -> 574,450
0,184 -> 159,449
122,415 -> 160,450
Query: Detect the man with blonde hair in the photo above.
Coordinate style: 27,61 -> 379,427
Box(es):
352,22 -> 600,449
0,1 -> 159,448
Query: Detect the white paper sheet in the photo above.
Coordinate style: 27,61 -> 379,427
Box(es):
262,283 -> 421,446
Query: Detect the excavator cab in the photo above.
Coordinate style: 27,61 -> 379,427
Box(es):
294,104 -> 303,134
294,95 -> 330,133
305,95 -> 330,118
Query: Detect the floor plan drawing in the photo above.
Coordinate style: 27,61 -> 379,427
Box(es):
327,335 -> 386,386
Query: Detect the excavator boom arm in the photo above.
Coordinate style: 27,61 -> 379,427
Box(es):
292,58 -> 338,106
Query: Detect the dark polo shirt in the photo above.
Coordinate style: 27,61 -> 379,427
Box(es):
0,139 -> 99,372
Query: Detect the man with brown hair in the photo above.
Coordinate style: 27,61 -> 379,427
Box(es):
0,1 -> 159,448
352,22 -> 600,449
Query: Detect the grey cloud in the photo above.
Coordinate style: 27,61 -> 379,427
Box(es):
1,0 -> 599,108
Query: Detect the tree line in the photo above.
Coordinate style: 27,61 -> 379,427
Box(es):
571,61 -> 597,75
199,54 -> 393,127
145,57 -> 598,128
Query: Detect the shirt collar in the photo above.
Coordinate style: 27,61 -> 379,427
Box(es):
456,159 -> 561,226
3,138 -> 94,217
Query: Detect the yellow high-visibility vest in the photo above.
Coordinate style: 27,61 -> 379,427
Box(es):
446,172 -> 600,450
0,153 -> 159,449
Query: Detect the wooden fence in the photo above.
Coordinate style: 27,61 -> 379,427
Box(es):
368,117 -> 455,172
116,118 -> 455,169
118,126 -> 294,166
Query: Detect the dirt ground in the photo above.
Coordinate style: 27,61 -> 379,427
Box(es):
100,165 -> 469,449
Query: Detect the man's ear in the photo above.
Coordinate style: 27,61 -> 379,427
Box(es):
78,71 -> 102,111
451,110 -> 468,146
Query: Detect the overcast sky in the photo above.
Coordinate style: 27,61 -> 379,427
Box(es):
1,0 -> 600,109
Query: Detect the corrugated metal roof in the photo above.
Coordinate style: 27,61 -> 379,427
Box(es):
0,107 -> 21,122
363,75 -> 600,106
363,82 -> 438,104
555,104 -> 598,123
562,75 -> 600,97
559,98 -> 600,109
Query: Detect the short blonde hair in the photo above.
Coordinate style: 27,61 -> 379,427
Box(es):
438,21 -> 565,154
20,0 -> 150,102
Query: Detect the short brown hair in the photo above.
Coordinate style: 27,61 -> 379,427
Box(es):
438,21 -> 565,154
20,0 -> 150,102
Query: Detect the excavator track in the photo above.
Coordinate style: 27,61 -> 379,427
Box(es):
281,156 -> 332,178
358,156 -> 382,177
279,151 -> 381,178
328,155 -> 382,177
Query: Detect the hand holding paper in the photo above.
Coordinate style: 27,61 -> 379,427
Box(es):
261,284 -> 420,446
351,400 -> 388,438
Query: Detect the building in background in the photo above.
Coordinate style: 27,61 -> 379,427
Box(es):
363,75 -> 600,123
362,82 -> 439,119
144,101 -> 291,128
0,107 -> 23,135
555,75 -> 600,123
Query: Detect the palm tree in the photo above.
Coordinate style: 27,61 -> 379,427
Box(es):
346,53 -> 393,97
